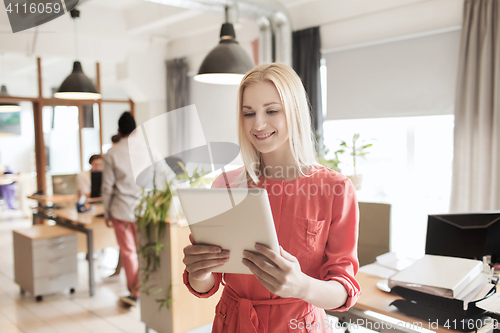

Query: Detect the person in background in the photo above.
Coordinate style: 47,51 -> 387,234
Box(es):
77,154 -> 103,199
0,164 -> 17,210
102,112 -> 141,307
108,133 -> 122,278
111,134 -> 121,147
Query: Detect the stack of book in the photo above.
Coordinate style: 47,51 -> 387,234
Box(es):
387,255 -> 497,331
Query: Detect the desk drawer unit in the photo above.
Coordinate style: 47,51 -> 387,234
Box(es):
13,225 -> 78,301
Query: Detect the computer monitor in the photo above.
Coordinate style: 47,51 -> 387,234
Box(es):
425,212 -> 500,264
90,171 -> 102,198
52,174 -> 77,195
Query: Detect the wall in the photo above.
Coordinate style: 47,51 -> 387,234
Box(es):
189,77 -> 240,148
117,41 -> 169,154
287,0 -> 463,52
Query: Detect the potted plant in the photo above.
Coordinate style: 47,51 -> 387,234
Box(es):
136,163 -> 214,332
318,145 -> 344,173
135,180 -> 174,332
339,133 -> 372,190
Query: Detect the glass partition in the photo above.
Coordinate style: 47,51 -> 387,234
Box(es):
0,102 -> 35,173
0,102 -> 37,214
42,105 -> 81,175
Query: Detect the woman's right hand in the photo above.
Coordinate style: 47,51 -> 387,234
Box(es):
183,234 -> 230,282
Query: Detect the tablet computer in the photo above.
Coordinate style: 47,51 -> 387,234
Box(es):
176,188 -> 279,274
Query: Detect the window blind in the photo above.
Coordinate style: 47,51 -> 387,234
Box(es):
324,30 -> 461,120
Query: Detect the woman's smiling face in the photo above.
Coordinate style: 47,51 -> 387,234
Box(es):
241,80 -> 289,155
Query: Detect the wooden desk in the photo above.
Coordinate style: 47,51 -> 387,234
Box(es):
0,174 -> 19,185
28,194 -> 77,206
86,197 -> 102,203
31,203 -> 116,297
54,205 -> 117,253
333,273 -> 465,333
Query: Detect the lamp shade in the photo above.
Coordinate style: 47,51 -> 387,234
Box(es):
195,23 -> 254,85
54,61 -> 101,100
0,85 -> 21,113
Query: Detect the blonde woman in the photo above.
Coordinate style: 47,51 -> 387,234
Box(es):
183,63 -> 361,332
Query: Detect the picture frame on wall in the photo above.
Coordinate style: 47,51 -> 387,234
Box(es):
0,112 -> 21,135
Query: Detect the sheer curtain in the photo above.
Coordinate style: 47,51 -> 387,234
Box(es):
451,0 -> 500,212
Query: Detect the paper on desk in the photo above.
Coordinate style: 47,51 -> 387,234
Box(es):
359,263 -> 397,279
476,293 -> 500,314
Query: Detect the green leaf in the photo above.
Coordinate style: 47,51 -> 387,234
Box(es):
155,242 -> 165,255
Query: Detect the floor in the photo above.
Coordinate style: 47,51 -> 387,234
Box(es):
0,209 -> 213,333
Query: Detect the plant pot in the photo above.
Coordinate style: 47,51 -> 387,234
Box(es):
347,174 -> 363,190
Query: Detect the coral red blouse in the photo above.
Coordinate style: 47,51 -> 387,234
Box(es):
183,165 -> 361,332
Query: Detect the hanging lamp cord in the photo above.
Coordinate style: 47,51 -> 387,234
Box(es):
70,9 -> 80,60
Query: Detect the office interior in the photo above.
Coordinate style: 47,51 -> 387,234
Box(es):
0,0 -> 499,332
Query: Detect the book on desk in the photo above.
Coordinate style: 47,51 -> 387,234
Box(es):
387,255 -> 498,332
388,255 -> 485,298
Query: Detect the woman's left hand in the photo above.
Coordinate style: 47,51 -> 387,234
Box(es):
242,244 -> 308,299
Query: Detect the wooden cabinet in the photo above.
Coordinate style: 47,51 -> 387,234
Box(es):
13,225 -> 78,301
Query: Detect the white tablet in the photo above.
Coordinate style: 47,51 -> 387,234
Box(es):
176,188 -> 279,274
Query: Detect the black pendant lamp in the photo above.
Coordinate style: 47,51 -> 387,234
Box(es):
0,85 -> 21,113
54,9 -> 101,100
194,8 -> 254,85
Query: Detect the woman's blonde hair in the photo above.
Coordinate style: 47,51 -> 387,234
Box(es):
236,63 -> 319,185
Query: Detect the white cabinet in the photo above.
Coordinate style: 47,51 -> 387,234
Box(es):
13,225 -> 78,301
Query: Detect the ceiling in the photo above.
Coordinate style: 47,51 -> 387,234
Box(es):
0,0 -> 462,100
76,0 -> 438,41
0,0 -> 440,37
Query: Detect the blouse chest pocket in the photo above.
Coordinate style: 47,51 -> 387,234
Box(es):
288,217 -> 327,259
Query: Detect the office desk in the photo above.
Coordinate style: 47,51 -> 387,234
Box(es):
329,272 -> 464,333
31,203 -> 115,297
54,205 -> 117,251
29,194 -> 77,224
0,174 -> 19,185
28,194 -> 77,207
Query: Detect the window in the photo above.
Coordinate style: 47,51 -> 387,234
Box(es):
323,115 -> 454,257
